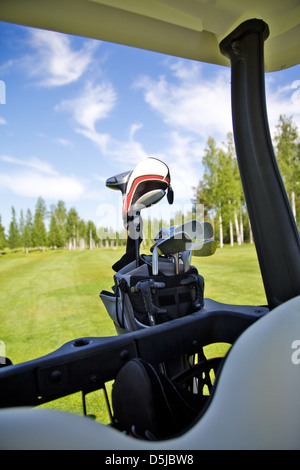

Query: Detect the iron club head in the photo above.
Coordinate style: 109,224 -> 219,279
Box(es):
170,220 -> 214,241
191,239 -> 217,257
180,239 -> 217,271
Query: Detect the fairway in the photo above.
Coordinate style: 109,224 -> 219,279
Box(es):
0,248 -> 122,364
0,244 -> 267,421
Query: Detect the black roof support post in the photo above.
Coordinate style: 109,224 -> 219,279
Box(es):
220,19 -> 300,310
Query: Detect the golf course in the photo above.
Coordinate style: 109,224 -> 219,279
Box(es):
0,244 -> 267,422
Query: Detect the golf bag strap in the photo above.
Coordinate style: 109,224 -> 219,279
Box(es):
134,280 -> 166,326
115,278 -> 138,331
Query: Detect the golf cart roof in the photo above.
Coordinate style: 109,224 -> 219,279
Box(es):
0,0 -> 299,72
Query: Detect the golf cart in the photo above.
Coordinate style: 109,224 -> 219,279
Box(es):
0,0 -> 299,450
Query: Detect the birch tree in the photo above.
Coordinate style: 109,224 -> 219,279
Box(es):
193,134 -> 245,246
274,115 -> 299,222
32,197 -> 47,248
66,207 -> 79,249
24,209 -> 33,252
8,207 -> 20,250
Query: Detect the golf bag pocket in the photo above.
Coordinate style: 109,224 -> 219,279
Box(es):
99,290 -> 118,325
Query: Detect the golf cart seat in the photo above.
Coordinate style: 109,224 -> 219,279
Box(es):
1,295 -> 299,450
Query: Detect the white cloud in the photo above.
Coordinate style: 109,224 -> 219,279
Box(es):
266,77 -> 300,137
111,138 -> 149,164
56,81 -> 150,164
162,131 -> 204,202
26,29 -> 98,87
56,80 -> 116,137
103,123 -> 150,165
129,123 -> 143,141
79,123 -> 150,166
0,155 -> 85,200
134,59 -> 232,141
0,171 -> 85,200
129,60 -> 233,201
0,117 -> 7,125
1,155 -> 57,175
132,60 -> 300,205
56,138 -> 72,147
55,60 -> 232,173
0,59 -> 14,75
55,60 -> 231,173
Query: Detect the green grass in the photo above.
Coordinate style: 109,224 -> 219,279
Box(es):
0,244 -> 266,422
0,248 -> 120,364
192,243 -> 266,306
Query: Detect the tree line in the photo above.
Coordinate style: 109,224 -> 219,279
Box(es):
192,115 -> 300,246
0,198 -> 127,253
0,197 -> 197,253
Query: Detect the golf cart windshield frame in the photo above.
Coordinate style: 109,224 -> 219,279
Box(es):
0,18 -> 299,409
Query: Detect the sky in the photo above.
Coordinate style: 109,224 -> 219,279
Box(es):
0,20 -> 299,237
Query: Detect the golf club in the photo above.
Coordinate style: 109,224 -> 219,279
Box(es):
106,157 -> 173,267
170,220 -> 213,241
192,239 -> 217,256
153,220 -> 213,244
151,231 -> 192,275
180,239 -> 217,271
153,220 -> 215,273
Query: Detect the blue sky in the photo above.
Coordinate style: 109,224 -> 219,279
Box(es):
0,21 -> 299,235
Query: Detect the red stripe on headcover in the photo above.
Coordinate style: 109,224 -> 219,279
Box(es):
122,175 -> 169,217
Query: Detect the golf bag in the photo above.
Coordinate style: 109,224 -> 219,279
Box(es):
100,255 -> 204,334
99,158 -> 219,440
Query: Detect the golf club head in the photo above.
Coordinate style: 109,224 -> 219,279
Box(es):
180,239 -> 216,271
133,189 -> 166,212
171,220 -> 214,241
156,231 -> 191,255
191,239 -> 217,257
105,170 -> 132,195
121,157 -> 173,226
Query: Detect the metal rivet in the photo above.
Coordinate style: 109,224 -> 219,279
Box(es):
120,350 -> 129,361
50,370 -> 62,383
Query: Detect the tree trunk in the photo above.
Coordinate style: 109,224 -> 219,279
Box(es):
219,212 -> 223,248
89,228 -> 93,250
240,210 -> 244,244
229,219 -> 234,246
291,190 -> 296,219
249,219 -> 253,244
234,210 -> 241,245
